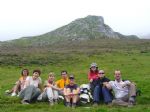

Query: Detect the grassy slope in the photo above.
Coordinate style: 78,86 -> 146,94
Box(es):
0,39 -> 150,112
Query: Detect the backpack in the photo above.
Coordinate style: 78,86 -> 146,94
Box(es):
79,84 -> 93,104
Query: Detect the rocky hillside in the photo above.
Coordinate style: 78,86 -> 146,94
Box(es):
2,15 -> 138,47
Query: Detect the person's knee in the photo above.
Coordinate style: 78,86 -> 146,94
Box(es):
28,85 -> 35,89
102,87 -> 109,92
66,88 -> 71,93
72,95 -> 79,102
36,88 -> 41,94
65,96 -> 71,100
130,83 -> 136,87
95,85 -> 100,88
94,85 -> 100,91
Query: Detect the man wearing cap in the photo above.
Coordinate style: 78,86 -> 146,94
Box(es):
105,70 -> 136,107
64,75 -> 80,108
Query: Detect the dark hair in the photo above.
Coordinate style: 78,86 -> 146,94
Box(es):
90,67 -> 99,73
61,70 -> 67,75
21,69 -> 29,76
33,69 -> 41,75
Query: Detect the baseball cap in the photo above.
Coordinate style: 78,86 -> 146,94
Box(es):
90,63 -> 97,68
69,75 -> 74,79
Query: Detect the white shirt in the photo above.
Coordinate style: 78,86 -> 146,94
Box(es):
109,80 -> 131,99
24,76 -> 42,88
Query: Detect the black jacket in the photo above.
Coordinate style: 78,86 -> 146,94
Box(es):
95,77 -> 110,86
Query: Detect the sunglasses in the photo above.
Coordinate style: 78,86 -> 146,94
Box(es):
99,73 -> 104,74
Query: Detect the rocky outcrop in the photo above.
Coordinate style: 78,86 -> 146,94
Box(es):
44,15 -> 121,40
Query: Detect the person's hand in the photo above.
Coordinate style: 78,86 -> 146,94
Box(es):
103,82 -> 108,87
122,83 -> 127,88
69,93 -> 74,97
59,88 -> 63,91
90,79 -> 93,82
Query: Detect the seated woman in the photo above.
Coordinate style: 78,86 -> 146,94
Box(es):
93,70 -> 113,106
19,69 -> 42,104
64,75 -> 80,108
38,72 -> 61,106
88,63 -> 99,94
5,69 -> 29,96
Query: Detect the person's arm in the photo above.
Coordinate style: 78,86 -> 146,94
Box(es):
104,82 -> 112,90
55,80 -> 60,88
75,87 -> 80,95
72,85 -> 80,95
103,82 -> 109,86
38,77 -> 43,92
23,76 -> 30,89
122,80 -> 131,88
102,77 -> 110,86
63,87 -> 68,96
88,72 -> 93,82
51,84 -> 62,91
44,80 -> 50,87
38,83 -> 43,92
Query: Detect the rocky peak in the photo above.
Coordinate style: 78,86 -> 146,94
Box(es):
48,15 -> 123,40
2,15 -> 138,47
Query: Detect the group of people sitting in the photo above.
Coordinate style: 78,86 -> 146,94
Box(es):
88,63 -> 136,107
5,63 -> 137,108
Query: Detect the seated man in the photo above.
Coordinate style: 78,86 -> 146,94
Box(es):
64,75 -> 80,108
105,70 -> 136,107
93,70 -> 113,106
56,70 -> 70,95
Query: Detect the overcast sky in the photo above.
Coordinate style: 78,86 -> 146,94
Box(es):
0,0 -> 150,41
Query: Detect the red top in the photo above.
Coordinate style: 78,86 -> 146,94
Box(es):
88,71 -> 99,80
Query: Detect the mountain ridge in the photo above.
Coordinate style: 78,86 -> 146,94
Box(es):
1,15 -> 139,47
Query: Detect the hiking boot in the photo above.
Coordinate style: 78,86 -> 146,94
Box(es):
129,96 -> 136,105
106,102 -> 112,107
93,102 -> 98,107
11,92 -> 17,97
5,90 -> 10,94
66,102 -> 71,107
49,101 -> 54,106
54,99 -> 58,104
21,100 -> 30,104
128,101 -> 134,107
5,90 -> 11,95
72,103 -> 76,108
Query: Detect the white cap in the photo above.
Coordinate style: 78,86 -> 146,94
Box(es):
90,63 -> 97,68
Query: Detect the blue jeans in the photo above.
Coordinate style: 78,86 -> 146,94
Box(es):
19,85 -> 41,102
93,85 -> 112,103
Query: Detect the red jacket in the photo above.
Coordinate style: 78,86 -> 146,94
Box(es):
88,71 -> 99,80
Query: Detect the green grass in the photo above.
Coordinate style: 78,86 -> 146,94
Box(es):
0,52 -> 150,112
0,39 -> 150,112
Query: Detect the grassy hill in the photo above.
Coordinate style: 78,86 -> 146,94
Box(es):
0,39 -> 149,66
0,39 -> 150,112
